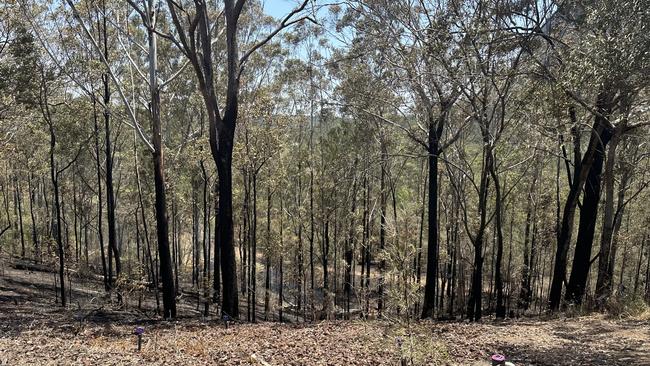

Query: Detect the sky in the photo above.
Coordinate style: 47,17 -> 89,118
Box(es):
262,0 -> 348,53
262,0 -> 307,19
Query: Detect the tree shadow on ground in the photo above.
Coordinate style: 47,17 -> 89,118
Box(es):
500,340 -> 648,366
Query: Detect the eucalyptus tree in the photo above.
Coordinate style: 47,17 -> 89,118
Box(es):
588,0 -> 650,306
36,64 -> 91,306
63,0 -> 191,318
164,0 -> 312,318
340,0 -> 471,319
235,86 -> 286,321
522,0 -> 650,309
437,0 -> 534,320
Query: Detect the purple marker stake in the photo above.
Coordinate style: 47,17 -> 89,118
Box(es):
491,354 -> 506,366
134,326 -> 145,351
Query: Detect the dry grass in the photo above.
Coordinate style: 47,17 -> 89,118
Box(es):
2,260 -> 650,365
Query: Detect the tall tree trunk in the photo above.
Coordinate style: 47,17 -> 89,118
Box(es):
15,178 -> 26,259
634,235 -> 646,294
344,162 -> 358,318
549,94 -> 613,310
250,173 -> 258,322
72,179 -> 78,262
644,246 -> 650,302
134,126 -> 159,314
104,79 -> 120,290
361,174 -> 369,299
264,185 -> 271,320
149,26 -> 176,319
28,173 -> 39,261
467,133 -> 491,322
416,162 -> 427,287
279,192 -> 284,322
518,167 -> 538,310
378,134 -> 387,314
489,156 -> 506,319
49,120 -> 65,307
100,4 -> 120,289
214,124 -> 238,318
171,200 -> 177,293
200,161 -> 211,315
92,98 -> 108,290
565,126 -> 612,304
213,177 -> 221,305
595,102 -> 630,305
421,135 -> 440,319
596,158 -> 630,303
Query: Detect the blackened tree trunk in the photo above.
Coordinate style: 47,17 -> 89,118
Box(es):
324,220 -> 331,292
250,173 -> 258,322
634,236 -> 646,294
518,167 -> 538,310
134,126 -> 160,313
171,199 -> 180,294
421,136 -> 440,318
213,180 -> 221,305
279,193 -> 284,322
378,132 -> 387,314
549,94 -> 613,310
215,125 -> 238,318
344,164 -> 358,318
165,0 -> 310,319
148,26 -> 176,319
47,111 -> 65,307
14,178 -> 26,259
309,126 -> 315,293
152,127 -> 175,318
466,134 -> 492,322
489,159 -> 506,319
565,127 -> 612,304
416,163 -> 427,288
200,161 -> 211,315
28,173 -> 39,261
264,185 -> 272,319
72,180 -> 78,262
421,97 -> 458,318
92,98 -> 108,290
594,91 -> 634,305
99,5 -> 120,290
103,73 -> 120,289
1,177 -> 11,241
447,186 -> 460,318
645,249 -> 650,302
595,136 -> 629,304
361,174 -> 368,293
467,237 -> 484,321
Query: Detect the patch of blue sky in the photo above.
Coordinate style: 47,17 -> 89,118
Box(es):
261,0 -> 349,58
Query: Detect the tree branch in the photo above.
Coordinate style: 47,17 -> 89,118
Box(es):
238,0 -> 312,75
65,0 -> 155,153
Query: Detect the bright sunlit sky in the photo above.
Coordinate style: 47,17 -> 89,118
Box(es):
263,0 -> 300,19
262,0 -> 347,54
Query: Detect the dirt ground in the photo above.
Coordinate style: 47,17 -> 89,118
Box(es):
1,260 -> 649,365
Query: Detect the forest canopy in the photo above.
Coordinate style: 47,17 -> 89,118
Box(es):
0,0 -> 649,330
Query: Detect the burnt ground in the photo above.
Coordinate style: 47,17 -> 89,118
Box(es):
1,257 -> 649,365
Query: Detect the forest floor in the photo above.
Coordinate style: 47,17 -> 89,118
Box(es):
1,258 -> 650,365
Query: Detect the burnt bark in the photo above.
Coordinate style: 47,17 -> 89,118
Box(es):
549,93 -> 613,310
421,123 -> 440,319
92,97 -> 108,290
565,126 -> 612,304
